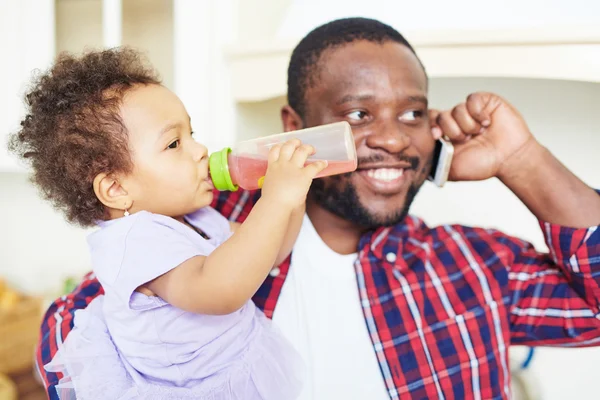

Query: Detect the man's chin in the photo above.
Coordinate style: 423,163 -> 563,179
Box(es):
357,204 -> 410,227
309,177 -> 420,230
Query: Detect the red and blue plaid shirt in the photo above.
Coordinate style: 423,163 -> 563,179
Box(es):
37,189 -> 600,400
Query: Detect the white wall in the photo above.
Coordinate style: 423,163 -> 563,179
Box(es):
0,172 -> 91,294
0,0 -> 55,172
56,0 -> 174,89
276,0 -> 600,39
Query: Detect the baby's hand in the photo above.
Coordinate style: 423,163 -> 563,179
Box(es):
260,139 -> 327,210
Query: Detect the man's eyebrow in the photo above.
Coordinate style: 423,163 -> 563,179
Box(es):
336,94 -> 375,105
407,95 -> 428,105
336,94 -> 428,106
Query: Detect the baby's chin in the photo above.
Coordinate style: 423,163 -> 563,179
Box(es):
159,198 -> 214,219
192,191 -> 215,211
152,184 -> 215,217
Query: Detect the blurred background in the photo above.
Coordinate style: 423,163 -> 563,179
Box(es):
0,0 -> 599,399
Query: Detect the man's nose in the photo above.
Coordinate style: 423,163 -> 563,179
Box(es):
365,118 -> 411,154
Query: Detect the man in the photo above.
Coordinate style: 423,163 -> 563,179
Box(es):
38,18 -> 600,399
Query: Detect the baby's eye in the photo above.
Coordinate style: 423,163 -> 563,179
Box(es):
167,140 -> 180,149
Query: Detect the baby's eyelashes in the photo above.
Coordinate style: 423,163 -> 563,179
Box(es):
167,139 -> 180,149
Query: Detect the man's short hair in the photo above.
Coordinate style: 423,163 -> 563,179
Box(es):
287,17 -> 424,117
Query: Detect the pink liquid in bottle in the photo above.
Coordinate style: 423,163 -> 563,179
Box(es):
228,154 -> 357,190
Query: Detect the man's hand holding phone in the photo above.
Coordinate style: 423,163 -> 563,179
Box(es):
428,92 -> 535,184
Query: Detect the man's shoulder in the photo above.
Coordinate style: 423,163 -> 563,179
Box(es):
382,216 -> 529,265
391,214 -> 516,245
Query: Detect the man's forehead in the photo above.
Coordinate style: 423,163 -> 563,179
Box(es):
304,60 -> 424,109
312,40 -> 427,94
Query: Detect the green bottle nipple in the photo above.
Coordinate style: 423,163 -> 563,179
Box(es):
209,147 -> 238,192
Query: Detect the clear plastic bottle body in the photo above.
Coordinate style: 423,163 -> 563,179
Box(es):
210,121 -> 357,191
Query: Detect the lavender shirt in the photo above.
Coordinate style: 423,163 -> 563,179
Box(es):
88,207 -> 260,388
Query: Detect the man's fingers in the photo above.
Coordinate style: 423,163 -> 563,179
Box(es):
429,109 -> 443,139
465,92 -> 503,127
437,110 -> 468,142
452,103 -> 482,135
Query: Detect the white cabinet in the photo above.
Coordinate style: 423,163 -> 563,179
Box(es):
225,0 -> 600,145
3,0 -> 599,169
0,0 -> 55,172
228,6 -> 600,102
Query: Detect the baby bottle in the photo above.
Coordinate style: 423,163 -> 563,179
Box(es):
209,121 -> 357,191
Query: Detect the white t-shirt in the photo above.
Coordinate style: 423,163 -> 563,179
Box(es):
272,215 -> 390,400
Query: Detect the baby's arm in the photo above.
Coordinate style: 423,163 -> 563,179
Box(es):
275,204 -> 305,265
146,197 -> 293,314
229,203 -> 304,267
146,140 -> 325,315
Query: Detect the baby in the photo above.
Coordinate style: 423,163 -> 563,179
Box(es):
9,48 -> 326,399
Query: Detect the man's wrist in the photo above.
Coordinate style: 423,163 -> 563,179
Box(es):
497,138 -> 546,188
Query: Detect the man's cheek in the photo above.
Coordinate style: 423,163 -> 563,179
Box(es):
347,174 -> 365,193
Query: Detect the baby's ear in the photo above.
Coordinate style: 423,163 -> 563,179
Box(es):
93,173 -> 131,212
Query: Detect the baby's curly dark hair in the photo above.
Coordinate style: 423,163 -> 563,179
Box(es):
8,47 -> 160,227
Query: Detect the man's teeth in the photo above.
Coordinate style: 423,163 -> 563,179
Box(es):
366,168 -> 404,181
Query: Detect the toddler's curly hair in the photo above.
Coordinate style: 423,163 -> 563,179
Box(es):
8,47 -> 160,226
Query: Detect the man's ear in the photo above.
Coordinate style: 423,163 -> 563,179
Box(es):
281,105 -> 304,132
93,173 -> 132,212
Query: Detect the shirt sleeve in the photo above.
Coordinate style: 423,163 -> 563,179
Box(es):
504,215 -> 600,346
36,273 -> 103,400
108,214 -> 206,308
211,188 -> 261,223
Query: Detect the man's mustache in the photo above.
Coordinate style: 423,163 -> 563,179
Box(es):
357,153 -> 420,170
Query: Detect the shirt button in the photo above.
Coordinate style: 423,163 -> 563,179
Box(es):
269,267 -> 281,277
386,252 -> 397,263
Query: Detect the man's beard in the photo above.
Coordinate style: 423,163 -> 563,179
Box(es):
308,173 -> 423,230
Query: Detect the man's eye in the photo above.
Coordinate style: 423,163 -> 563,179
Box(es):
167,140 -> 180,149
400,110 -> 424,122
347,110 -> 368,121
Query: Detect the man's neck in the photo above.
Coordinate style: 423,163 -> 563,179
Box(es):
305,200 -> 364,255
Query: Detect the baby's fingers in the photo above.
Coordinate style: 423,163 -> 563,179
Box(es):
268,144 -> 283,164
303,160 -> 328,178
291,144 -> 316,167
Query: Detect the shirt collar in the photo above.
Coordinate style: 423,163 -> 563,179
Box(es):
359,215 -> 427,260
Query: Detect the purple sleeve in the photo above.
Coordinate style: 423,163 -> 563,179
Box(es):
111,214 -> 207,308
